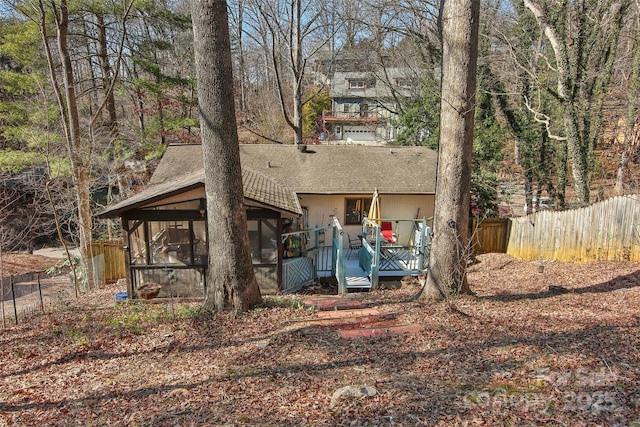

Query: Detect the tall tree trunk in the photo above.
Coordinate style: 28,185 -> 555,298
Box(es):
96,11 -> 120,237
556,138 -> 568,208
234,0 -> 247,113
96,12 -> 119,139
563,104 -> 591,204
292,0 -> 304,147
421,0 -> 480,300
40,0 -> 93,253
191,0 -> 262,312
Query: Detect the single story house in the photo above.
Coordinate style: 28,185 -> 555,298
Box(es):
98,143 -> 437,297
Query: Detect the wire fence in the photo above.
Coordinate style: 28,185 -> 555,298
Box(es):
0,272 -> 74,328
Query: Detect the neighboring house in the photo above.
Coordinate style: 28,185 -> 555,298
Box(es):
323,68 -> 417,144
98,143 -> 437,297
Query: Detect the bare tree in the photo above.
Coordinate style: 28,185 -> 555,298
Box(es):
0,170 -> 54,253
191,0 -> 262,312
245,0 -> 335,147
615,0 -> 640,194
12,0 -> 133,263
521,0 -> 629,205
421,0 -> 480,300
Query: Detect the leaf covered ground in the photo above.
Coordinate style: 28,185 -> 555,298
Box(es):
0,253 -> 639,426
0,253 -> 62,276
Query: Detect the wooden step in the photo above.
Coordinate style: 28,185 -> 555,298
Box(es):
345,276 -> 371,289
338,323 -> 422,339
314,309 -> 395,327
302,296 -> 365,311
316,308 -> 380,319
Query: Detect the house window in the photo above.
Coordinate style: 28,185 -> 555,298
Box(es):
349,80 -> 365,89
345,197 -> 372,225
343,103 -> 350,113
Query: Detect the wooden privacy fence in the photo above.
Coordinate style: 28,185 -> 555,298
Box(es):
471,218 -> 510,254
507,195 -> 640,262
85,240 -> 126,283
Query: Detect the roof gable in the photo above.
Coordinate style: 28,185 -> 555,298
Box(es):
330,68 -> 418,99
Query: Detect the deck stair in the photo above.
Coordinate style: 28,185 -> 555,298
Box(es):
344,261 -> 372,290
345,275 -> 371,289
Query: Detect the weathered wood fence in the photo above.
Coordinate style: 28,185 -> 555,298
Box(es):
471,218 -> 510,254
85,240 -> 126,283
507,195 -> 640,262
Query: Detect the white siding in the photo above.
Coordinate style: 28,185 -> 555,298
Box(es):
299,194 -> 434,248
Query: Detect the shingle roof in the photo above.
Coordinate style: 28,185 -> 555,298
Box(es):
239,144 -> 437,194
98,169 -> 205,218
98,143 -> 437,217
98,151 -> 302,218
241,169 -> 302,214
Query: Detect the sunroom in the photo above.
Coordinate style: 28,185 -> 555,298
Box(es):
98,168 -> 302,300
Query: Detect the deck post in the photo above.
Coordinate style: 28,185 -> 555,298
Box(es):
371,232 -> 380,290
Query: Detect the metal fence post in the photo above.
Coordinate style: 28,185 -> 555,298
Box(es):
10,275 -> 17,325
38,273 -> 44,313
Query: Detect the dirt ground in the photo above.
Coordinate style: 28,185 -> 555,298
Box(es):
0,253 -> 639,426
0,253 -> 63,276
0,253 -> 74,327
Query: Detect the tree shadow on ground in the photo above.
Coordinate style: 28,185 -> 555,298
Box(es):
484,269 -> 640,302
1,319 -> 636,423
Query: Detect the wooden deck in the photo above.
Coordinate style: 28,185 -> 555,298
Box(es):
378,246 -> 424,276
294,218 -> 430,294
342,245 -> 425,290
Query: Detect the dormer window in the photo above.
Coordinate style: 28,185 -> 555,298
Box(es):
349,80 -> 365,89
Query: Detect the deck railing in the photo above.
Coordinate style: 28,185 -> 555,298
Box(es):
361,219 -> 381,289
282,224 -> 334,291
322,110 -> 381,122
331,216 -> 347,294
282,257 -> 314,293
362,218 -> 431,278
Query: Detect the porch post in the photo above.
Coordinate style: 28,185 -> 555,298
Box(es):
370,231 -> 380,290
277,218 -> 283,292
338,229 -> 345,295
121,217 -> 134,298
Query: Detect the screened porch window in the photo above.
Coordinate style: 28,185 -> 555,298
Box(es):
247,219 -> 278,263
128,219 -> 207,266
345,197 -> 372,225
